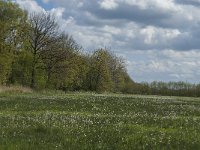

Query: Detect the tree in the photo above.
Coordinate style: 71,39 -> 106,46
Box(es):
88,49 -> 114,92
26,12 -> 58,88
0,0 -> 27,84
40,34 -> 83,89
109,54 -> 127,92
0,1 -> 137,94
8,50 -> 32,86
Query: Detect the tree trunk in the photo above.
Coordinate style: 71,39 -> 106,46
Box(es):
31,54 -> 36,88
45,70 -> 51,88
31,65 -> 36,88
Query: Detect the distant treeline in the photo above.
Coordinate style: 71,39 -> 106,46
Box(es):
131,81 -> 200,97
0,1 -> 134,93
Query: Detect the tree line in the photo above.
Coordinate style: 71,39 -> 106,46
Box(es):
131,81 -> 200,97
0,1 -> 134,93
1,1 -> 200,97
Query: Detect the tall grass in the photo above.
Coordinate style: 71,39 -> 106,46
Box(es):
0,85 -> 33,94
0,93 -> 200,149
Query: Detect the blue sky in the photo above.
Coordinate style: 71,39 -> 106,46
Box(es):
36,0 -> 52,10
15,0 -> 200,83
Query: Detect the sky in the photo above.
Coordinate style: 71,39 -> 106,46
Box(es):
14,0 -> 200,83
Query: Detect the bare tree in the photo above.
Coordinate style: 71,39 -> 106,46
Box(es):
27,12 -> 58,88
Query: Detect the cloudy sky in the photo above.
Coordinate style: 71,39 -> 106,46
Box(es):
15,0 -> 200,83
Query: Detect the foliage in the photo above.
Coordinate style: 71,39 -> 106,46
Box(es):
2,1 -> 200,97
87,49 -> 114,92
0,0 -> 27,84
0,1 -> 133,93
132,81 -> 200,97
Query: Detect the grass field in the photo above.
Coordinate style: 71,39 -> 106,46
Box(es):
0,92 -> 200,149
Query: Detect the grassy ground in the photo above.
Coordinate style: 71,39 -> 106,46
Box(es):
0,92 -> 200,149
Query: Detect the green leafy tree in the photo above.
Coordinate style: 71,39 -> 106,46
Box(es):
0,0 -> 27,84
48,35 -> 86,91
26,12 -> 58,88
88,49 -> 114,92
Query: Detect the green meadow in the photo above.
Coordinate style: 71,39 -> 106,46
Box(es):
0,92 -> 200,149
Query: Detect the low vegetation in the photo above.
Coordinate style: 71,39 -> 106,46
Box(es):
0,86 -> 32,94
0,92 -> 200,149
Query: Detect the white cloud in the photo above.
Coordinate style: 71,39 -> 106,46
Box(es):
50,7 -> 65,18
108,0 -> 181,11
99,0 -> 119,10
141,26 -> 157,44
140,26 -> 181,45
102,25 -> 121,35
126,49 -> 200,83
